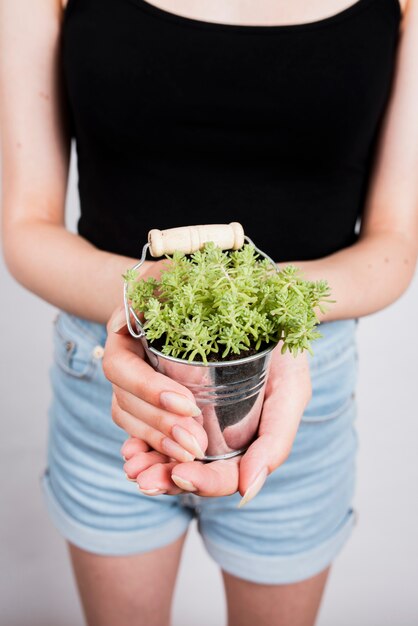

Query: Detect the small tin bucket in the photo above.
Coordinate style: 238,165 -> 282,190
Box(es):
124,223 -> 277,461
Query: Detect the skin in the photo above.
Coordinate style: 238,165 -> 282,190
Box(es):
1,0 -> 417,625
222,567 -> 330,626
68,535 -> 187,626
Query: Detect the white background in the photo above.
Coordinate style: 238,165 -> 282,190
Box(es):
1,149 -> 418,626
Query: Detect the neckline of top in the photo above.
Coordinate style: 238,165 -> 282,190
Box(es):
128,0 -> 401,33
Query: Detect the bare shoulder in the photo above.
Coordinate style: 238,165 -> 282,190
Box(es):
399,0 -> 416,24
360,0 -> 418,251
399,0 -> 411,16
0,0 -> 71,254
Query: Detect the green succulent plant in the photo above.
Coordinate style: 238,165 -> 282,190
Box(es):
124,242 -> 333,363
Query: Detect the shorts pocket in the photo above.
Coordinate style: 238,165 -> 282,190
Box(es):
302,341 -> 358,423
53,312 -> 105,380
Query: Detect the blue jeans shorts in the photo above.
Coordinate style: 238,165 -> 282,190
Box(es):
41,311 -> 359,585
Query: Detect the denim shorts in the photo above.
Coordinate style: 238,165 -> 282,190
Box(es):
41,310 -> 359,585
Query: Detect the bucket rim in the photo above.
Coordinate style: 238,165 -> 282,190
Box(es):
146,341 -> 277,367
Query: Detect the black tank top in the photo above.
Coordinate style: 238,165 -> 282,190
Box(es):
61,0 -> 401,261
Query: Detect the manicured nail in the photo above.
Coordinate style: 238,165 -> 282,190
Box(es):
160,391 -> 201,417
171,475 -> 197,492
161,437 -> 195,462
111,309 -> 127,333
138,486 -> 166,496
172,425 -> 205,460
237,468 -> 268,509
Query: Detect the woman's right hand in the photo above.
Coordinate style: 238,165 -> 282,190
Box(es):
103,298 -> 208,464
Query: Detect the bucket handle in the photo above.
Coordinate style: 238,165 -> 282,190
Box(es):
148,222 -> 244,257
123,223 -> 278,340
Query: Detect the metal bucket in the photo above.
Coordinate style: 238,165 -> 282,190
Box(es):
139,337 -> 275,460
124,225 -> 278,461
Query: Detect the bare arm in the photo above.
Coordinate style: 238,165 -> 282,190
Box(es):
287,0 -> 418,322
0,0 -> 154,324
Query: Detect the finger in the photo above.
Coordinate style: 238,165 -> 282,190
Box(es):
113,386 -> 207,458
108,306 -> 130,334
124,450 -> 168,479
112,395 -> 199,463
136,461 -> 183,496
170,457 -> 240,497
239,349 -> 311,504
103,328 -> 202,418
109,305 -> 148,335
120,437 -> 149,460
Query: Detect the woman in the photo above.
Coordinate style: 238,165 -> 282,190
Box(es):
1,0 -> 417,624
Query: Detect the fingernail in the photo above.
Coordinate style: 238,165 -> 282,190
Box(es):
122,455 -> 127,462
171,475 -> 197,492
160,391 -> 201,417
161,437 -> 195,462
237,468 -> 268,509
138,486 -> 166,496
125,473 -> 137,482
111,309 -> 127,333
172,425 -> 205,460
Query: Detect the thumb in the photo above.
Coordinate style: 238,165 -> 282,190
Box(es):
238,349 -> 311,507
108,306 -> 130,335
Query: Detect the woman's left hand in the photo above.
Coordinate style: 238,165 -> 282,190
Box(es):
122,343 -> 312,505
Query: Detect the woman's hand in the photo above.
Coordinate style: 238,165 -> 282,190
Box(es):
103,282 -> 209,464
122,344 -> 312,506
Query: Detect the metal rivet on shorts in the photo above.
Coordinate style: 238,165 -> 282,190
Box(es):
92,345 -> 104,359
65,341 -> 74,352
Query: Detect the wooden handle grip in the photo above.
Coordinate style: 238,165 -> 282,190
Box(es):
148,223 -> 245,257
